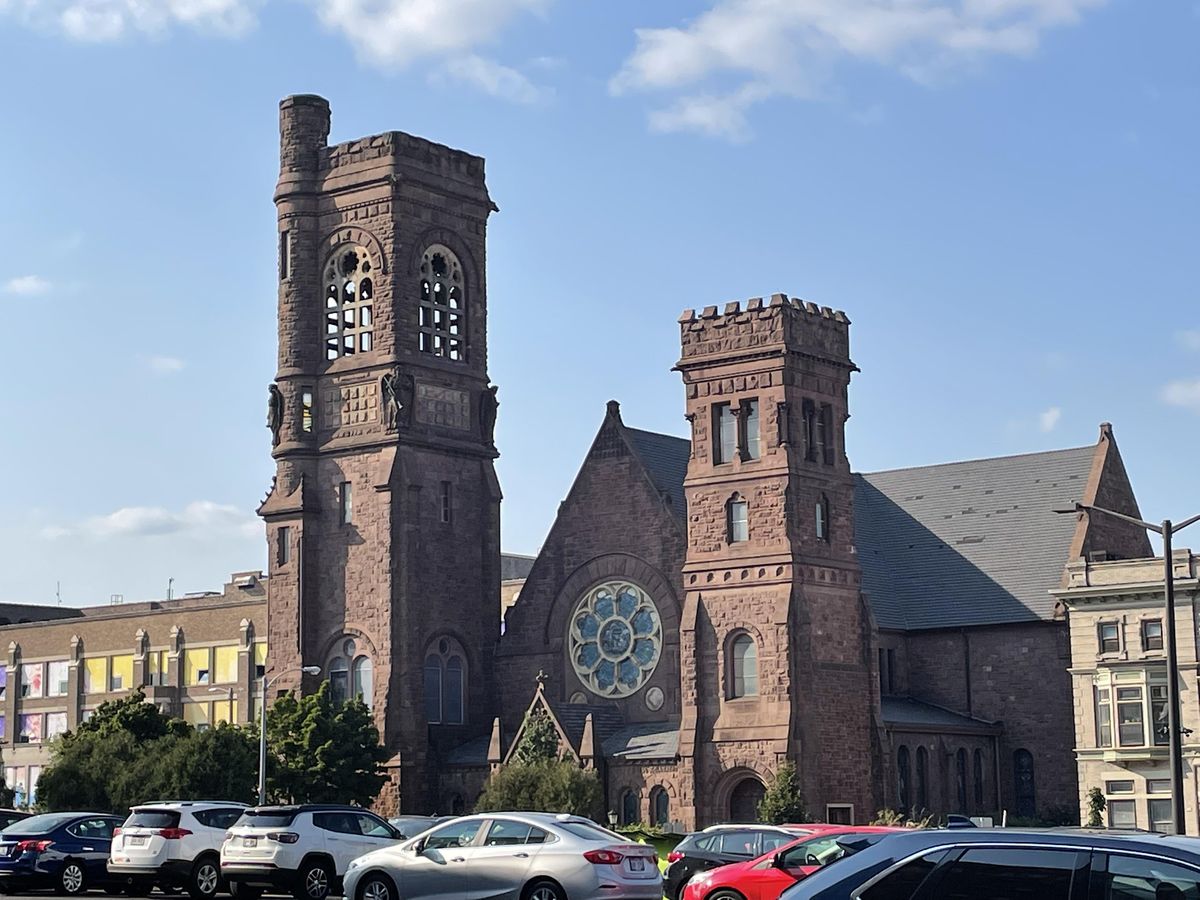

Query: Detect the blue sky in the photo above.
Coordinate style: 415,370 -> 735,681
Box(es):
0,0 -> 1197,606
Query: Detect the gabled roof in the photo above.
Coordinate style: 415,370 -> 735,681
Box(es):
881,697 -> 1001,735
625,428 -> 690,519
601,722 -> 680,761
855,445 -> 1095,630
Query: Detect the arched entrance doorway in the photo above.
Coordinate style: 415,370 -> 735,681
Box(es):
728,777 -> 766,823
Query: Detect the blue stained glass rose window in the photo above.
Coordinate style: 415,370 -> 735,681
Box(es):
569,581 -> 663,698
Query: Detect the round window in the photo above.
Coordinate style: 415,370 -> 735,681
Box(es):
569,582 -> 662,697
342,638 -> 357,657
645,686 -> 665,711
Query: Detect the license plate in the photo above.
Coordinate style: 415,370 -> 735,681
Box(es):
129,837 -> 147,847
243,837 -> 258,848
629,858 -> 645,871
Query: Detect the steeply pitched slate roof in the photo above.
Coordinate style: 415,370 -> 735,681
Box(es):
444,735 -> 491,766
881,697 -> 1001,734
855,445 -> 1095,630
545,701 -> 627,750
624,428 -> 691,519
601,722 -> 680,761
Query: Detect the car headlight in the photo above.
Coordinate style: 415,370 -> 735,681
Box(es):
347,857 -> 366,871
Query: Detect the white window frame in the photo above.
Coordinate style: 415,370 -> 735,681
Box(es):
826,803 -> 854,825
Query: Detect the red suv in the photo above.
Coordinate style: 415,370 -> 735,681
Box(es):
681,826 -> 904,900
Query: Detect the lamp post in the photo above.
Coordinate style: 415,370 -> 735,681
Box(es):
258,665 -> 321,805
1058,502 -> 1200,835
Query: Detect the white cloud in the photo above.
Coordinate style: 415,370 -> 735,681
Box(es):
439,54 -> 549,104
1177,330 -> 1200,351
1163,379 -> 1200,414
4,274 -> 51,296
42,501 -> 261,541
5,0 -> 259,40
147,355 -> 186,374
1038,406 -> 1062,432
613,0 -> 1107,138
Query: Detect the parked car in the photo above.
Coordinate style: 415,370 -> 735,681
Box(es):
220,804 -> 404,900
0,811 -> 123,895
682,826 -> 905,900
109,800 -> 248,898
664,825 -> 811,900
386,816 -> 452,839
778,827 -> 1200,900
0,810 -> 30,832
343,812 -> 663,900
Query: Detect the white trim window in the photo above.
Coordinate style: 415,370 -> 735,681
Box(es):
1095,670 -> 1168,749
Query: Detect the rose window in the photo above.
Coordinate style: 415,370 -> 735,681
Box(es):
569,582 -> 662,697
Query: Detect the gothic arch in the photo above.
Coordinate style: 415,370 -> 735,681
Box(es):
545,552 -> 681,648
316,625 -> 381,665
319,225 -> 387,275
405,226 -> 480,288
714,764 -> 772,821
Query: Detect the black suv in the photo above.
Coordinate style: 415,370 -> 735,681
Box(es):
780,827 -> 1200,900
665,825 -> 805,900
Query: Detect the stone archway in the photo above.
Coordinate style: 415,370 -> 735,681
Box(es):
728,776 -> 766,823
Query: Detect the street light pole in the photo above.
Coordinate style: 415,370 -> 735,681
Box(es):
1059,503 -> 1200,835
258,665 -> 321,806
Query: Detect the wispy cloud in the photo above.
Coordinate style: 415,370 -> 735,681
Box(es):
147,355 -> 186,374
6,0 -> 260,40
4,275 -> 52,296
1177,330 -> 1200,351
1163,379 -> 1200,414
1039,406 -> 1062,432
41,501 -> 262,541
438,54 -> 550,104
612,0 -> 1107,139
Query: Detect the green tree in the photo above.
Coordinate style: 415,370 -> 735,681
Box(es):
266,682 -> 388,806
150,724 -> 259,804
1086,787 -> 1107,828
757,762 -> 809,825
475,759 -> 603,819
512,709 -> 560,765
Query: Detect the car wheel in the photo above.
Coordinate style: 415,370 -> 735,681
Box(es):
58,860 -> 88,896
705,891 -> 746,900
522,879 -> 566,900
356,873 -> 395,900
189,857 -> 222,900
295,860 -> 333,900
227,881 -> 262,900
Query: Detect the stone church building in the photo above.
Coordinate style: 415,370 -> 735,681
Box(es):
258,95 -> 1152,829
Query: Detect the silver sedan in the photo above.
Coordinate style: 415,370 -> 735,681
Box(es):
342,812 -> 663,900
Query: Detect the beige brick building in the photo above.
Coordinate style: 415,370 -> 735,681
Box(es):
1056,551 -> 1200,833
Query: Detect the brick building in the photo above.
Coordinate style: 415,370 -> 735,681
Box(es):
2,95 -> 1154,829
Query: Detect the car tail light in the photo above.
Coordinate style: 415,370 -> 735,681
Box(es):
157,828 -> 193,840
266,832 -> 300,844
584,849 -> 625,865
667,851 -> 684,863
16,840 -> 52,854
113,828 -> 122,837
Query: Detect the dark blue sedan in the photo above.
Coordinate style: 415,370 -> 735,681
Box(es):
0,811 -> 123,895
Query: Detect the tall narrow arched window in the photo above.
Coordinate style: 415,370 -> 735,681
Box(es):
915,746 -> 928,811
650,787 -> 669,827
424,637 -> 467,725
727,494 -> 749,543
729,633 -> 758,698
324,246 -> 374,359
815,494 -> 830,542
973,749 -> 985,810
1014,749 -> 1036,818
955,748 -> 967,812
620,790 -> 638,826
897,746 -> 911,812
351,656 -> 373,709
419,245 -> 465,361
328,656 -> 349,704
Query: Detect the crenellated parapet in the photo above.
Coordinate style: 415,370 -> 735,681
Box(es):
677,293 -> 852,367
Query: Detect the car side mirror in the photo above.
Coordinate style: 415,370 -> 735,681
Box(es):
772,852 -> 786,869
805,854 -> 820,866
411,839 -> 426,854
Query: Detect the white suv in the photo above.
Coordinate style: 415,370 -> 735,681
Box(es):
110,801 -> 248,899
221,805 -> 403,900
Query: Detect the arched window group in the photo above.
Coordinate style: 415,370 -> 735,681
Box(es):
620,789 -> 638,826
897,746 -> 911,811
650,786 -> 669,827
915,746 -> 929,810
1014,748 -> 1036,818
955,748 -> 968,812
424,637 -> 466,725
328,638 -> 373,708
418,245 -> 466,361
324,246 -> 374,360
728,632 -> 758,699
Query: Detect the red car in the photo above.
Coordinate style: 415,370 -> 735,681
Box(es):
681,825 -> 904,900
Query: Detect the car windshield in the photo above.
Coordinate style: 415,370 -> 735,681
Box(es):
558,821 -> 625,842
235,810 -> 297,828
3,813 -> 79,835
126,810 -> 181,829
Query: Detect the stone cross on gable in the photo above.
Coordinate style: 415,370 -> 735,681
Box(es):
535,669 -> 549,692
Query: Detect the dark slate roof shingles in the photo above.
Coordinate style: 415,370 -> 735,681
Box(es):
601,722 -> 680,760
881,697 -> 1000,733
624,428 -> 691,519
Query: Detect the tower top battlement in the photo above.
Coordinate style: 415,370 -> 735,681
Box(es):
677,293 -> 852,368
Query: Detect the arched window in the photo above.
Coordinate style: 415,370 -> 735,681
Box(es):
815,494 -> 830,542
897,746 -> 911,812
620,789 -> 638,826
729,777 -> 765,823
650,787 -> 669,827
729,633 -> 758,699
973,749 -> 985,810
915,746 -> 928,811
324,246 -> 374,360
955,748 -> 967,812
424,637 -> 466,725
1014,749 -> 1036,818
352,656 -> 373,709
328,656 -> 349,704
419,245 -> 465,361
727,494 -> 749,543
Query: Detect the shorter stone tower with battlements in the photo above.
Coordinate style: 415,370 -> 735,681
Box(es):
674,294 -> 876,823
